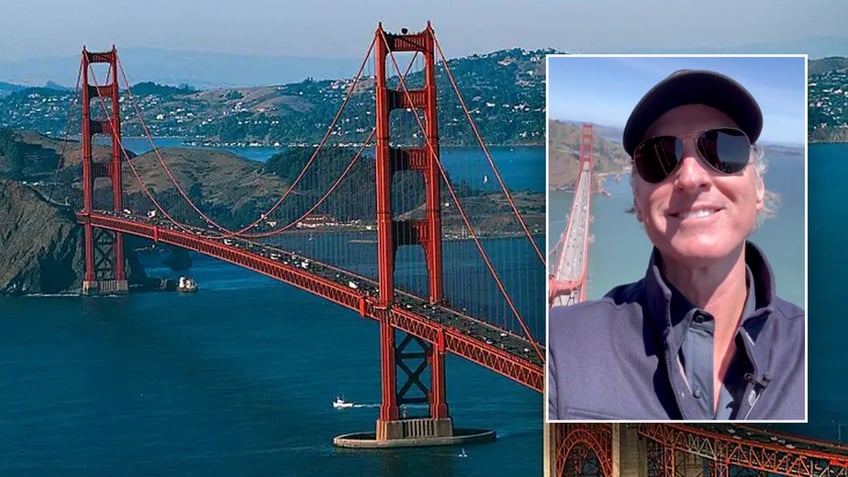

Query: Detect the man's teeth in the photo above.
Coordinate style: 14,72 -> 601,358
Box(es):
679,209 -> 714,219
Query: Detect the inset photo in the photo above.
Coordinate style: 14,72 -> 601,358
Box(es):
546,55 -> 807,421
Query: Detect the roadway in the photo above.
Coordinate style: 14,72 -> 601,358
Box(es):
694,424 -> 848,455
551,161 -> 592,306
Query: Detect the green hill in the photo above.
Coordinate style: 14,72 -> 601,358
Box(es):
0,48 -> 552,147
548,120 -> 630,190
809,56 -> 848,142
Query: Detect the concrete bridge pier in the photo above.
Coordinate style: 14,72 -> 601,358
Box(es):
82,279 -> 129,295
613,424 -> 647,477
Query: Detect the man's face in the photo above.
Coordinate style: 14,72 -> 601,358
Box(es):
632,104 -> 765,267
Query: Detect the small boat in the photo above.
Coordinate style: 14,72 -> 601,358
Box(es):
178,276 -> 198,293
333,396 -> 354,409
458,448 -> 468,458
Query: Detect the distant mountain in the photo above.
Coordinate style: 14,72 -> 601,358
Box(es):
0,48 -> 365,89
0,81 -> 25,97
615,36 -> 848,59
727,37 -> 848,59
3,36 -> 848,89
43,81 -> 72,91
810,57 -> 848,75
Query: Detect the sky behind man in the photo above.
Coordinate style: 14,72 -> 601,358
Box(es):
548,57 -> 807,145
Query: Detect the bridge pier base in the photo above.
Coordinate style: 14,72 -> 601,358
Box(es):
81,279 -> 128,296
377,416 -> 454,441
334,418 -> 495,449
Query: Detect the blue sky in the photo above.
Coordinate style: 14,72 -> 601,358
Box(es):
0,0 -> 846,60
547,56 -> 807,146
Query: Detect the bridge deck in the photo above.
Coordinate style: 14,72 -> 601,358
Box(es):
638,423 -> 848,476
78,210 -> 544,392
551,161 -> 592,306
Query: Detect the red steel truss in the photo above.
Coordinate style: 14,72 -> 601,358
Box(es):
373,22 -> 449,435
552,423 -> 848,477
640,424 -> 848,477
554,424 -> 613,477
80,47 -> 126,293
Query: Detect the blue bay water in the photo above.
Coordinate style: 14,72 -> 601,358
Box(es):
0,259 -> 542,476
781,143 -> 848,440
116,138 -> 545,193
0,145 -> 544,475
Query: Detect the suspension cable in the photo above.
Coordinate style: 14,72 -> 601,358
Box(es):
88,67 -> 205,235
114,36 -> 376,239
237,128 -> 375,237
48,56 -> 83,205
380,30 -> 543,362
433,37 -> 544,266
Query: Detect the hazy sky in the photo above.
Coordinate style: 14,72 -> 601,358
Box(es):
1,0 -> 846,61
547,56 -> 808,146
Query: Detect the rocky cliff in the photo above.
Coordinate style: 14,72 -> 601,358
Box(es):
0,179 -> 145,295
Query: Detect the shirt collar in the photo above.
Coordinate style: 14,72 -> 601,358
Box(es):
642,241 -> 776,345
664,265 -> 758,356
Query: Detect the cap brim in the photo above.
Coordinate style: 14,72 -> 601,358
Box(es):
622,70 -> 763,156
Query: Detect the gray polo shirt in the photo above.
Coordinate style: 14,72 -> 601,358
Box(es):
668,267 -> 756,419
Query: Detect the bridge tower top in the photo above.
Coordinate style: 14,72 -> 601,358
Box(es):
373,23 -> 443,308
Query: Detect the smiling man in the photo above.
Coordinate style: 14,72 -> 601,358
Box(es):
547,69 -> 805,421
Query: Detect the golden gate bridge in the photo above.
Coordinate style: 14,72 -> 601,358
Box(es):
69,22 -> 545,447
29,16 -> 841,469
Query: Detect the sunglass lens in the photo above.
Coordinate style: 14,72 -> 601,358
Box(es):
697,128 -> 751,174
634,136 -> 681,183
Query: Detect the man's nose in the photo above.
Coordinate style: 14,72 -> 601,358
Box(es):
673,141 -> 712,190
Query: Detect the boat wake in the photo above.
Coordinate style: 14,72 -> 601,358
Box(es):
332,398 -> 431,410
25,292 -> 86,298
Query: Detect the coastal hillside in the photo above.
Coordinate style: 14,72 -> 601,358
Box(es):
0,178 -> 146,294
0,129 -> 120,181
809,56 -> 848,143
0,129 -> 545,295
547,120 -> 630,190
0,48 -> 552,147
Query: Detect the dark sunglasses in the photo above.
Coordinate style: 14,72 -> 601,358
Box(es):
632,128 -> 753,184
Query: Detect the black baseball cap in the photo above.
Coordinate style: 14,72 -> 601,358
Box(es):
622,69 -> 763,156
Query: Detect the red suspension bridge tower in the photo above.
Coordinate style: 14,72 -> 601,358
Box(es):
80,46 -> 128,295
372,21 -> 453,443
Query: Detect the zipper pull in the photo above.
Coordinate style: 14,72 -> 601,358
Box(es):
743,373 -> 772,419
